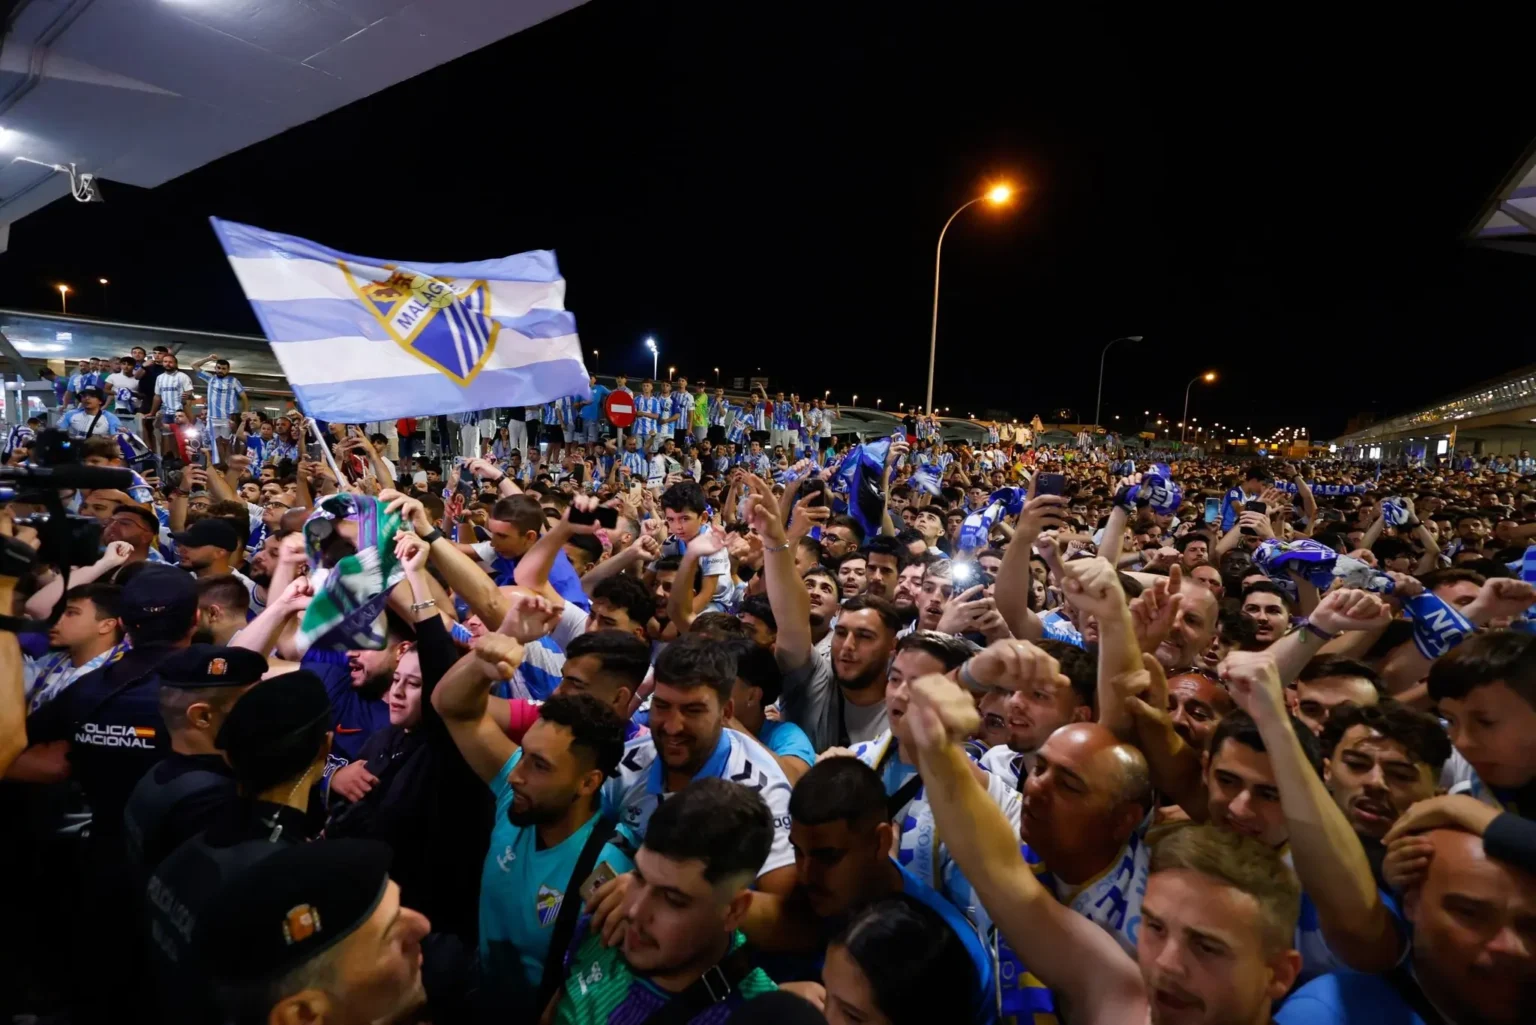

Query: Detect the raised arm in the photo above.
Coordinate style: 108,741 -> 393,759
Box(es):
1222,651 -> 1405,973
1058,556 -> 1143,739
430,636 -> 523,784
380,489 -> 507,627
993,485 -> 1069,641
907,673 -> 1147,1021
749,475 -> 812,671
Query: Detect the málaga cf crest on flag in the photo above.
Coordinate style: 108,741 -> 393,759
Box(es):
209,218 -> 591,422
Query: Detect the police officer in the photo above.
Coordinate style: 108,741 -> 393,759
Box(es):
197,839 -> 432,1025
143,668 -> 333,1023
22,563 -> 198,1024
122,644 -> 268,879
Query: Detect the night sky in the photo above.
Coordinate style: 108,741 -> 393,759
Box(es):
3,3 -> 1535,438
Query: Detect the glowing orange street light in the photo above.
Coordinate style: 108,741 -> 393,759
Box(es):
57,283 -> 70,313
928,181 -> 1017,414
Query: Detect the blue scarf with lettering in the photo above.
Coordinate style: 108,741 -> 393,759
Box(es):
1255,538 -> 1337,590
1403,592 -> 1474,659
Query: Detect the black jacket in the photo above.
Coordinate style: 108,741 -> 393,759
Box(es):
325,616 -> 491,941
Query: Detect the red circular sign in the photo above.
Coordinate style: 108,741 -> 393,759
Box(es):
604,390 -> 636,428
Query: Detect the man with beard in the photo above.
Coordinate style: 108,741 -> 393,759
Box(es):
597,635 -> 795,892
749,475 -> 901,751
980,639 -> 1095,790
192,575 -> 251,646
1278,826 -> 1536,1025
172,518 -> 258,605
862,535 -> 907,602
433,649 -> 636,1019
295,610 -> 411,797
893,559 -> 926,613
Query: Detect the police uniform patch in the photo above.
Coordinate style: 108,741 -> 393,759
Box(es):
536,884 -> 564,927
283,904 -> 321,944
342,265 -> 501,386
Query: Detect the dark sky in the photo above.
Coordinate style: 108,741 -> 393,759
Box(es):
4,3 -> 1535,438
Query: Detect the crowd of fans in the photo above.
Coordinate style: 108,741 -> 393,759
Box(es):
2,358 -> 1535,1025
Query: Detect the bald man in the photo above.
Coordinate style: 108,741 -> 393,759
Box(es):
1150,577 -> 1221,671
1017,721 -> 1154,955
1278,827 -> 1536,1025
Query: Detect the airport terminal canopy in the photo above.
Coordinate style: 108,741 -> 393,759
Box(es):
0,0 -> 584,250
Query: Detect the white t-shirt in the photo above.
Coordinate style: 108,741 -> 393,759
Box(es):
602,728 -> 794,878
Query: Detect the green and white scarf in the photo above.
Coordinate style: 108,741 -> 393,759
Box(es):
295,493 -> 405,653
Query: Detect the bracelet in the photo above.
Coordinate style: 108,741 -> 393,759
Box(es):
1300,619 -> 1337,642
409,599 -> 437,612
419,528 -> 444,544
762,540 -> 790,553
958,658 -> 985,693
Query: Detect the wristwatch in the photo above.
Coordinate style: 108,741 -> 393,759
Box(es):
419,527 -> 444,544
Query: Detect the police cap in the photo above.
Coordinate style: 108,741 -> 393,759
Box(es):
216,669 -> 331,747
198,839 -> 392,983
157,644 -> 268,689
119,564 -> 198,632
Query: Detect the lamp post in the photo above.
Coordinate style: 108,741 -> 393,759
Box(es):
592,348 -> 599,371
1094,335 -> 1143,429
668,365 -> 675,382
644,336 -> 658,380
713,366 -> 720,385
927,183 -> 1014,415
1181,372 -> 1216,443
57,283 -> 70,313
98,277 -> 109,313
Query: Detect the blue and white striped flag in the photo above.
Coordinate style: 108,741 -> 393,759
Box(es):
209,219 -> 590,421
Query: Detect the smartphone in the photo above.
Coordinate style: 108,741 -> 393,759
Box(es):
1203,496 -> 1220,524
966,572 -> 996,598
580,862 -> 619,904
569,505 -> 620,529
803,479 -> 828,507
1240,499 -> 1266,536
1035,472 -> 1066,497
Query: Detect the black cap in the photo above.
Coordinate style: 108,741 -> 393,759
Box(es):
215,669 -> 331,756
198,839 -> 392,983
171,518 -> 240,552
120,564 -> 198,632
158,644 -> 267,689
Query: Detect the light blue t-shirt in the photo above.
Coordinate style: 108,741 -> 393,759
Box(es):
1275,970 -> 1425,1025
583,384 -> 610,423
756,719 -> 815,769
480,749 -> 637,1018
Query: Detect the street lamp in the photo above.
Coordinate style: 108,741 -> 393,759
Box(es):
1181,372 -> 1217,443
668,365 -> 675,381
713,367 -> 720,385
1094,336 -> 1143,428
876,398 -> 882,408
927,182 -> 1015,414
592,348 -> 600,371
644,336 -> 658,380
98,277 -> 109,313
57,283 -> 70,313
